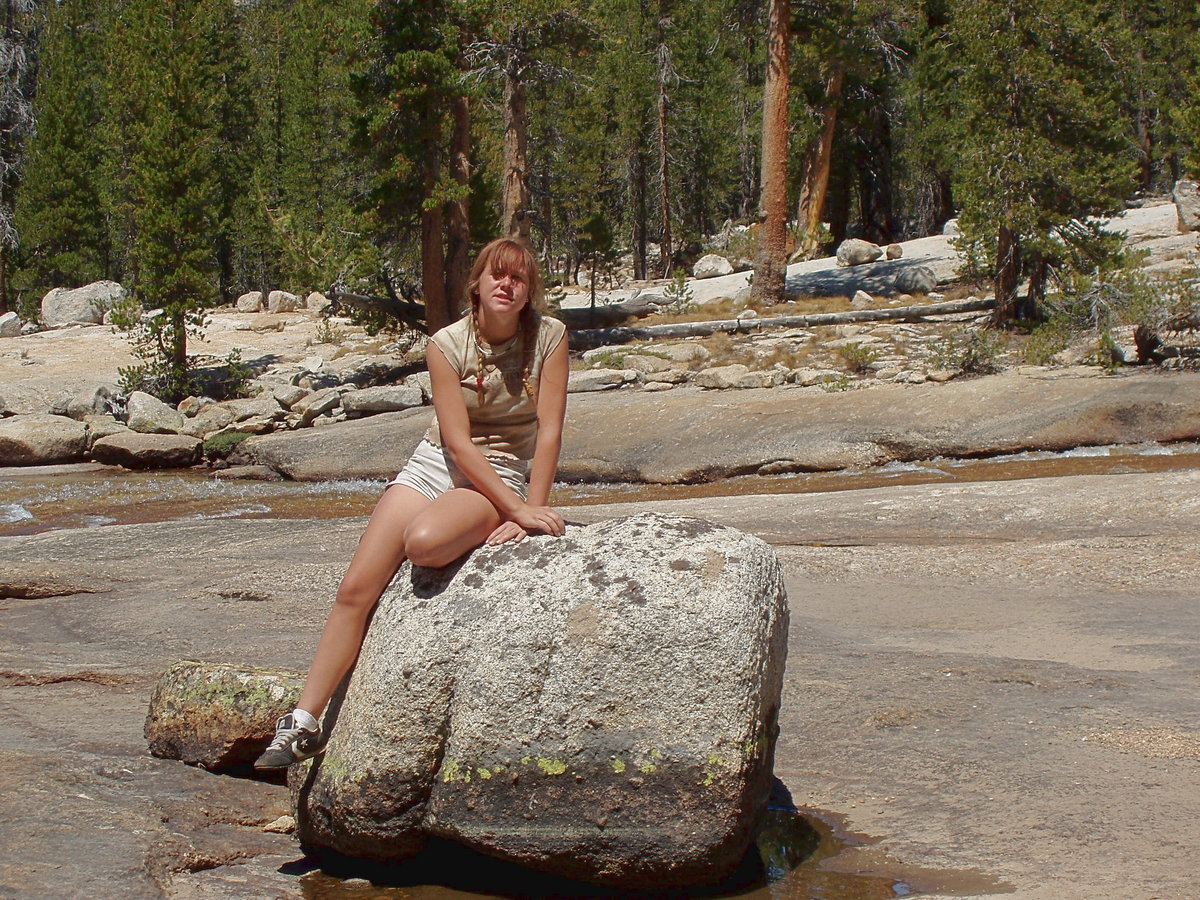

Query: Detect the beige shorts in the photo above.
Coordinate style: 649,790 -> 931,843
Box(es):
388,439 -> 529,502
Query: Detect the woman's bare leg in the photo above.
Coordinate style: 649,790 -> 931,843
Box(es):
404,488 -> 504,569
295,486 -> 504,718
295,485 -> 430,717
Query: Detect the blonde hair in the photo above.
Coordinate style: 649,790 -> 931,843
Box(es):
465,238 -> 544,406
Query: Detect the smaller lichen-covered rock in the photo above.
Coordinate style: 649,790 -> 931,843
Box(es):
145,661 -> 303,772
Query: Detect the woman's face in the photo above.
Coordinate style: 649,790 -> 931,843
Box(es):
477,261 -> 530,318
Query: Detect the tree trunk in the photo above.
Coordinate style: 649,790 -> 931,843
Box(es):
539,162 -> 552,277
1134,88 -> 1153,192
991,222 -> 1020,327
793,63 -> 843,260
502,50 -> 531,247
629,144 -> 647,281
655,0 -> 673,278
169,307 -> 188,399
444,93 -> 471,317
750,0 -> 789,305
421,129 -> 449,333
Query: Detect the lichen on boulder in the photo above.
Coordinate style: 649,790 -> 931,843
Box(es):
145,661 -> 303,772
293,512 -> 789,888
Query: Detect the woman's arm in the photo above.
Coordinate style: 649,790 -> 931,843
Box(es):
525,334 -> 569,506
427,342 -> 564,540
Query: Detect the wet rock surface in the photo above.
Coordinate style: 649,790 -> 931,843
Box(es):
294,513 -> 788,888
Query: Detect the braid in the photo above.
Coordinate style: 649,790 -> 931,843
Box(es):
470,301 -> 486,406
520,306 -> 538,403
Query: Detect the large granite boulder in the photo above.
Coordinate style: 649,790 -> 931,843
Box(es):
40,280 -> 126,326
1173,180 -> 1200,233
267,290 -> 301,313
567,368 -> 635,393
692,253 -> 734,279
126,391 -> 185,434
341,384 -> 424,419
894,264 -> 938,295
236,291 -> 264,312
293,513 -> 788,888
0,414 -> 89,465
50,384 -> 121,420
91,432 -> 201,469
146,661 -> 304,772
835,239 -> 883,267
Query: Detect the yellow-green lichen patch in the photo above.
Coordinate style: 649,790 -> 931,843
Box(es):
477,767 -> 492,780
520,755 -> 532,766
441,759 -> 463,783
315,752 -> 351,781
639,762 -> 658,774
611,758 -> 626,774
537,758 -> 567,776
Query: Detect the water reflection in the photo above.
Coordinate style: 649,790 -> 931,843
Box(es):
293,808 -> 927,900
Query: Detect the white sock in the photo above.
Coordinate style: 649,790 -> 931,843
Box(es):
292,708 -> 319,731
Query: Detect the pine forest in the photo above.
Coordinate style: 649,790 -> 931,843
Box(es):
1,0 -> 1197,336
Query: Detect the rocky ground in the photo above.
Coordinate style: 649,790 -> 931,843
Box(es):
1,469 -> 1197,899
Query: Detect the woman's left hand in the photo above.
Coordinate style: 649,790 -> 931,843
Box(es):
486,520 -> 529,545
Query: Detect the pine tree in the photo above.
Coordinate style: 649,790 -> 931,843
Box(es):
466,0 -> 593,248
15,0 -> 112,292
271,0 -> 371,293
355,0 -> 465,332
941,0 -> 1135,326
106,0 -> 227,400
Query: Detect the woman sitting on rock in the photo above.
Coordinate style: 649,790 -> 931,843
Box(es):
255,238 -> 569,770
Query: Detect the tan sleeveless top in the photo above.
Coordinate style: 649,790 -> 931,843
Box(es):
423,314 -> 567,462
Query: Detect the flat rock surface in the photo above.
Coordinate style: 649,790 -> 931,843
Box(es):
240,369 -> 1200,482
1,468 -> 1198,898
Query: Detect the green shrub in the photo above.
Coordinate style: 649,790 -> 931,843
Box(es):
928,328 -> 1005,375
836,341 -> 880,374
662,268 -> 695,314
203,430 -> 252,459
1024,322 -> 1071,365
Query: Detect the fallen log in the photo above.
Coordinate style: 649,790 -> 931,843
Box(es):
567,296 -> 997,349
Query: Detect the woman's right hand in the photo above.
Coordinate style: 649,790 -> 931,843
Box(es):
509,503 -> 565,538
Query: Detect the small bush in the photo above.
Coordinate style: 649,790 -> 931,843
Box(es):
836,341 -> 880,374
1024,322 -> 1071,365
314,317 -> 343,344
928,328 -> 1005,375
203,430 -> 252,460
818,372 -> 856,392
661,268 -> 696,314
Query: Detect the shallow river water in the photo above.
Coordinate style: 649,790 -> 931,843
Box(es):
3,441 -> 1199,539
